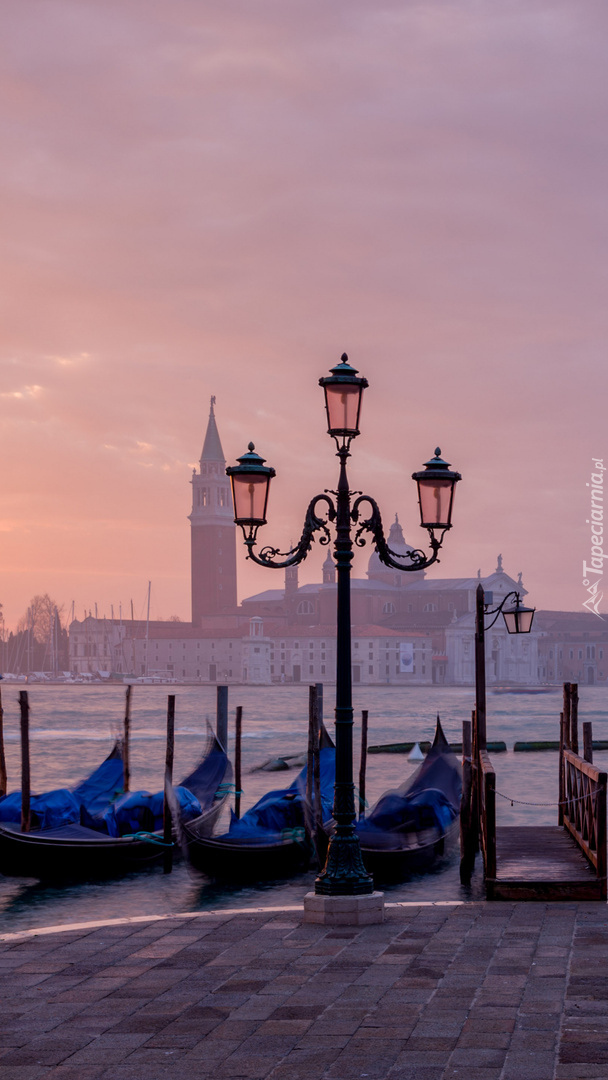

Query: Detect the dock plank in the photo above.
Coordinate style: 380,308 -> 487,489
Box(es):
486,826 -> 605,901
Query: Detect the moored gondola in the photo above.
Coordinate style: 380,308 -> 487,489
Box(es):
355,717 -> 461,882
183,729 -> 335,881
0,730 -> 232,880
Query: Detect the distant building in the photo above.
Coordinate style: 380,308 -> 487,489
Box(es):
535,611 -> 608,685
189,396 -> 237,624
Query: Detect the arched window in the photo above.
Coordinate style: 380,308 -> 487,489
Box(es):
423,603 -> 437,612
382,602 -> 396,614
297,600 -> 315,615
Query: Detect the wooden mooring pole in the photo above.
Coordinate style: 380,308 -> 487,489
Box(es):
305,686 -> 315,845
19,690 -> 30,833
460,718 -> 476,883
163,695 -> 175,874
216,685 -> 228,751
563,683 -> 572,751
234,706 -> 242,820
570,683 -> 579,755
123,684 -> 132,793
583,721 -> 593,764
358,710 -> 368,820
0,684 -> 7,797
558,711 -> 565,826
313,684 -> 323,843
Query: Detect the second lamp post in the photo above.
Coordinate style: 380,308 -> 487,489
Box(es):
227,355 -> 462,895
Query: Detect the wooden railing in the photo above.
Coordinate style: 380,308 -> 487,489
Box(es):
479,749 -> 496,881
562,748 -> 607,887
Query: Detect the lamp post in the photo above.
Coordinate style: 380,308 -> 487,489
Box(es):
227,355 -> 461,895
474,585 -> 536,755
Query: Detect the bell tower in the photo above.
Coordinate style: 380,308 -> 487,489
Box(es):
189,397 -> 237,624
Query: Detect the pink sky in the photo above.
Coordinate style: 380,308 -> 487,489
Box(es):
2,1 -> 608,628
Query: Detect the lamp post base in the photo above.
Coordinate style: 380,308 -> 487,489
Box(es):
314,833 -> 374,896
303,891 -> 384,925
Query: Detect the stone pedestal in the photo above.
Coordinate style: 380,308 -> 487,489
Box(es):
303,891 -> 385,925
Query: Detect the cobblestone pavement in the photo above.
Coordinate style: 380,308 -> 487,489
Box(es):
0,901 -> 607,1080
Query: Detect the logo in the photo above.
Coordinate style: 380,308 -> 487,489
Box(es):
582,458 -> 605,619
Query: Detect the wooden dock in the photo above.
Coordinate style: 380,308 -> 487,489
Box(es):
462,681 -> 607,901
488,826 -> 603,900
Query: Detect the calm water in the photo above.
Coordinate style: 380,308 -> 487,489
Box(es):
0,683 -> 606,932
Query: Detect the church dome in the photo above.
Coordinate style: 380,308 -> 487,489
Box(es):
367,515 -> 426,582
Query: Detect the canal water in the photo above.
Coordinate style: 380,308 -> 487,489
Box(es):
0,683 -> 606,932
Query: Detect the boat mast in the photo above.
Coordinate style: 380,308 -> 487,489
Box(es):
145,581 -> 151,677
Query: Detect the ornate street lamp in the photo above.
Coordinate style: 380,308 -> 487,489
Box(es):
227,353 -> 461,895
474,585 -> 536,760
501,595 -> 535,636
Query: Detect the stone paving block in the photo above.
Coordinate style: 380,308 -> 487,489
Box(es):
449,1047 -> 507,1067
456,1032 -> 511,1049
501,1049 -> 557,1079
556,1066 -> 608,1078
46,1067 -> 106,1079
386,1067 -> 445,1080
441,1070 -> 502,1080
0,1067 -> 54,1079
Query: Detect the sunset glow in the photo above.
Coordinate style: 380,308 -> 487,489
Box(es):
1,2 -> 606,627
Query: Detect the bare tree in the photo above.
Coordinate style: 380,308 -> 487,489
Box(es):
18,595 -> 64,645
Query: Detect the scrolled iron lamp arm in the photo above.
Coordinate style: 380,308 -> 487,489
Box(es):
351,494 -> 445,571
243,493 -> 336,568
483,590 -> 525,630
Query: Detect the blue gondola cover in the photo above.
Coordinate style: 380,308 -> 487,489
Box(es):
103,786 -> 203,837
223,747 -> 335,840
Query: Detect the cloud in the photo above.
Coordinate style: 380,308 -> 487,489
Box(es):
0,384 -> 43,399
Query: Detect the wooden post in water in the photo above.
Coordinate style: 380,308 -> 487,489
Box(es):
313,684 -> 323,841
304,686 -> 315,844
583,721 -> 593,764
558,711 -> 565,826
563,683 -> 572,751
19,690 -> 30,833
0,685 -> 7,797
216,685 -> 228,751
570,683 -> 579,755
123,684 -> 132,793
234,706 -> 242,820
474,584 -> 487,755
163,695 -> 175,874
358,710 -> 368,820
460,718 -> 476,883
470,708 -> 480,854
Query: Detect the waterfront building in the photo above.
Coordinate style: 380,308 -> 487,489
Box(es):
535,611 -> 608,685
189,396 -> 237,624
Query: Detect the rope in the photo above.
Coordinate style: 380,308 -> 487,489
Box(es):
280,827 -> 307,843
494,788 -> 599,808
215,784 -> 243,796
122,831 -> 174,847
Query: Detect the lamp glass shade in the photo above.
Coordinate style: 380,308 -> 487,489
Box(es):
412,449 -> 461,530
230,472 -> 271,526
502,602 -> 535,635
226,443 -> 275,527
416,476 -> 456,529
323,381 -> 364,437
319,354 -> 368,439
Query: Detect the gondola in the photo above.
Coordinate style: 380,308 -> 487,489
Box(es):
0,740 -> 125,832
183,729 -> 335,881
0,730 -> 232,880
355,717 -> 461,882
